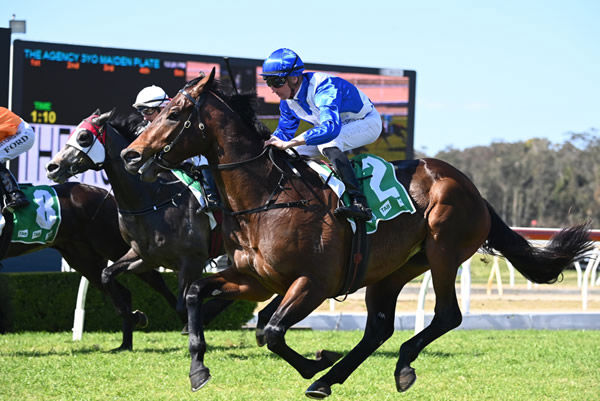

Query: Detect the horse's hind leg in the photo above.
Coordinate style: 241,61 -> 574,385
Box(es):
394,238 -> 476,392
306,264 -> 427,399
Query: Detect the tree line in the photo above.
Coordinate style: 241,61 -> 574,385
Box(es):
421,130 -> 599,228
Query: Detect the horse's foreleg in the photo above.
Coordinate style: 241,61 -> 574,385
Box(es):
395,251 -> 462,392
101,250 -> 154,350
255,294 -> 284,346
306,264 -> 426,399
185,270 -> 272,391
262,277 -> 336,380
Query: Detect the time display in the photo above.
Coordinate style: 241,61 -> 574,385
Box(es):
30,110 -> 57,124
11,40 -> 213,125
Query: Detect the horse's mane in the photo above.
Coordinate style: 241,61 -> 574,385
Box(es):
108,111 -> 143,142
183,77 -> 272,140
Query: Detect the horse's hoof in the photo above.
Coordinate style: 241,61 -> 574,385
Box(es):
190,368 -> 211,392
395,366 -> 416,392
110,344 -> 132,353
255,328 -> 266,347
305,381 -> 331,399
133,310 -> 148,329
315,350 -> 343,365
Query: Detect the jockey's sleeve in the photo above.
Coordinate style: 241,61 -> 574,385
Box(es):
303,78 -> 342,146
273,101 -> 300,141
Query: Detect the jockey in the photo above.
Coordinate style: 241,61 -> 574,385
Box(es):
0,107 -> 35,212
132,85 -> 171,130
261,48 -> 382,221
132,85 -> 219,210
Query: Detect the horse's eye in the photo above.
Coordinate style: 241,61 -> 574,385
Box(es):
76,131 -> 94,148
167,112 -> 180,121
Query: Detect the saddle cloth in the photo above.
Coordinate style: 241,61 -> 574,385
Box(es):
0,184 -> 62,244
307,153 -> 416,234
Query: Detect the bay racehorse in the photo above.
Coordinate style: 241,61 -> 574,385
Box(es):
0,182 -> 178,349
46,110 -> 282,348
120,69 -> 592,398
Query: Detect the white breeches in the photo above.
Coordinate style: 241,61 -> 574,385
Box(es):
294,108 -> 382,158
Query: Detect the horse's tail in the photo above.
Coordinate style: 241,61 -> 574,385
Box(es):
482,201 -> 593,284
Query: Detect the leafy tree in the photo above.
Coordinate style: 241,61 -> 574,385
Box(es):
432,131 -> 599,227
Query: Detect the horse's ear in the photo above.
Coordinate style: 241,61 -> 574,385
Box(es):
197,67 -> 216,89
95,110 -> 113,125
207,67 -> 216,85
92,108 -> 101,116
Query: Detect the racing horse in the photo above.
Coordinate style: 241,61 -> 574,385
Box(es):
46,110 -> 273,347
120,69 -> 592,398
0,182 -> 178,349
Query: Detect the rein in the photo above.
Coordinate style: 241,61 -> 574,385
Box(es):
203,146 -> 312,217
117,192 -> 184,216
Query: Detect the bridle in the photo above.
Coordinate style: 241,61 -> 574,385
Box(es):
153,86 -> 225,170
152,85 -> 261,172
147,85 -> 314,216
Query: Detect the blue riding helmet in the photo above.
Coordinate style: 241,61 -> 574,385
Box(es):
261,48 -> 304,77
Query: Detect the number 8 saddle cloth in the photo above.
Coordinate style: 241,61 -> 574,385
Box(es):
0,184 -> 61,244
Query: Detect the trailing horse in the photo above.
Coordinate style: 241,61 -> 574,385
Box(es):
0,182 -> 177,349
46,111 -> 236,348
120,70 -> 592,398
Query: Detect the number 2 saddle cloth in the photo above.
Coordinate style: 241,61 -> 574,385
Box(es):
307,153 -> 416,234
0,184 -> 62,244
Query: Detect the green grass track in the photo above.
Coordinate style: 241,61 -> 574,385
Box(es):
1,330 -> 599,401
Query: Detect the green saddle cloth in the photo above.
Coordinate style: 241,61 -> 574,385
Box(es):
0,184 -> 62,244
307,154 -> 416,234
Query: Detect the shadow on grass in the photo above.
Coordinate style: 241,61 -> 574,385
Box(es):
5,345 -> 184,357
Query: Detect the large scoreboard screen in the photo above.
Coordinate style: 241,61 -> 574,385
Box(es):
11,40 -> 415,188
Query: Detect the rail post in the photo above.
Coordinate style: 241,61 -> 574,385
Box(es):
72,277 -> 89,341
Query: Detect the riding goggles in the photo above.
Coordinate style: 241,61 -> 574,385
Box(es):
265,75 -> 287,88
137,107 -> 160,116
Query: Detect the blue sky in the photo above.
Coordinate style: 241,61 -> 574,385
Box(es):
6,0 -> 599,155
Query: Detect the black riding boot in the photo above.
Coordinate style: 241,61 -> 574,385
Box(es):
0,165 -> 29,213
323,147 -> 372,221
201,168 -> 220,211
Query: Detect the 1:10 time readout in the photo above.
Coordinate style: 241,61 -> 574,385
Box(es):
30,110 -> 57,124
30,101 -> 57,124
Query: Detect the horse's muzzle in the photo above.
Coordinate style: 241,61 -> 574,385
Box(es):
120,148 -> 144,175
46,162 -> 67,184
